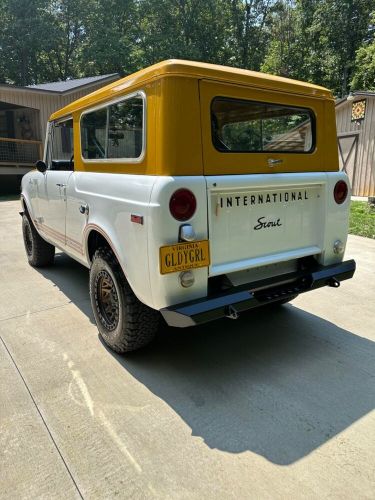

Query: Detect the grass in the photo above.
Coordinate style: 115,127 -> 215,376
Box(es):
349,201 -> 375,239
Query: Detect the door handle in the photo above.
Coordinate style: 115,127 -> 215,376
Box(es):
56,183 -> 66,187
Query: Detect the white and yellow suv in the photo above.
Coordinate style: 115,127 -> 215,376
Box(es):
21,60 -> 356,352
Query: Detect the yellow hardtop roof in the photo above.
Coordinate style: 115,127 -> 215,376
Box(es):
50,59 -> 333,121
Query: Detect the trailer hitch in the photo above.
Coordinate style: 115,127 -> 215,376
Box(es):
328,277 -> 340,288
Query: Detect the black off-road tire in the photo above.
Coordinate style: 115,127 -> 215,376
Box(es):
89,247 -> 159,353
22,214 -> 55,267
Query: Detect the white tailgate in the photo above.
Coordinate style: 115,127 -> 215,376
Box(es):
207,173 -> 327,276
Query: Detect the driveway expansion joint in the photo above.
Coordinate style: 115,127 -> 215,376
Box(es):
0,335 -> 84,500
0,301 -> 73,323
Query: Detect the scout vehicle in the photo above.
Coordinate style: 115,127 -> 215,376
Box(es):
20,60 -> 356,352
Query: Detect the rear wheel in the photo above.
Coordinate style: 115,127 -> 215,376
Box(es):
22,214 -> 55,267
89,247 -> 159,353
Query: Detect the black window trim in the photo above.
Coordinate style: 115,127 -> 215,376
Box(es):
211,96 -> 317,155
47,116 -> 74,171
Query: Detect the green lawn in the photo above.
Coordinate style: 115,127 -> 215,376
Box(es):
349,201 -> 375,239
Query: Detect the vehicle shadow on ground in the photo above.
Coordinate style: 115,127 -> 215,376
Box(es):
112,308 -> 375,465
36,252 -> 96,322
37,252 -> 375,466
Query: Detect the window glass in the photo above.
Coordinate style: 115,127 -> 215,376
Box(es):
81,95 -> 144,160
81,108 -> 107,159
49,119 -> 74,170
108,98 -> 143,159
211,98 -> 314,153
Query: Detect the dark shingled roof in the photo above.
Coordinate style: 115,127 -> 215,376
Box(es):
27,74 -> 119,93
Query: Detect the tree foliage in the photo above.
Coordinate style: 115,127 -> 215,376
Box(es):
351,14 -> 375,90
0,0 -> 373,96
262,0 -> 374,95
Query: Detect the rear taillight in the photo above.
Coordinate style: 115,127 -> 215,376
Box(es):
334,180 -> 348,204
169,189 -> 197,221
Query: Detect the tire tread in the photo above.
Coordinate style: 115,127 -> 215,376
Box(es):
90,247 -> 159,353
22,214 -> 55,267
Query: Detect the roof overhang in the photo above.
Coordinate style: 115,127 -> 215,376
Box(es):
336,91 -> 375,108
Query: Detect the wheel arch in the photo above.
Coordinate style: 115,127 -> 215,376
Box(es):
85,225 -> 124,271
20,194 -> 32,218
84,222 -> 154,310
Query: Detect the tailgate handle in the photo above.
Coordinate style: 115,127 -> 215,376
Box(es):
268,158 -> 283,167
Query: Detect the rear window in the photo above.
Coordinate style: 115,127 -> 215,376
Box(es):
211,97 -> 315,153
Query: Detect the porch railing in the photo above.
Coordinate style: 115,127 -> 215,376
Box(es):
0,137 -> 43,166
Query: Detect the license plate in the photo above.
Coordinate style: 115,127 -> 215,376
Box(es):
160,240 -> 210,274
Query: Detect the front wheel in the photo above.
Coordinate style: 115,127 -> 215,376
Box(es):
22,214 -> 55,267
89,247 -> 159,353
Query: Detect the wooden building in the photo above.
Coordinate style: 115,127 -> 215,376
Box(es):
0,73 -> 119,178
336,92 -> 375,197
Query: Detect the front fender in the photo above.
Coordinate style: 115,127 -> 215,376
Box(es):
21,172 -> 38,221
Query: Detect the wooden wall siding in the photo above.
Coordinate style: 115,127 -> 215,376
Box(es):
336,97 -> 375,197
0,80 -> 116,144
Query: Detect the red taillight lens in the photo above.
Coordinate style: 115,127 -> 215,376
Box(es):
334,180 -> 348,204
169,189 -> 197,221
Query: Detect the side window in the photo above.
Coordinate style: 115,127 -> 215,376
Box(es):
107,98 -> 143,159
81,94 -> 144,161
80,109 -> 107,159
49,119 -> 74,170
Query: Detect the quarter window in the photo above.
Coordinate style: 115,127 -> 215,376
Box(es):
48,118 -> 74,170
211,97 -> 315,153
81,94 -> 144,160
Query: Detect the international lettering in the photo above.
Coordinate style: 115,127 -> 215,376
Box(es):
220,190 -> 309,208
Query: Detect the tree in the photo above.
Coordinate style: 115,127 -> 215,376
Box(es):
262,0 -> 374,96
0,0 -> 51,85
136,0 -> 234,67
313,0 -> 374,96
228,0 -> 278,70
261,1 -> 300,78
351,42 -> 375,89
0,0 -> 373,93
351,14 -> 375,90
40,0 -> 94,81
82,0 -> 140,76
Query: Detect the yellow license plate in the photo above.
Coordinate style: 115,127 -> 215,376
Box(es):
160,240 -> 210,275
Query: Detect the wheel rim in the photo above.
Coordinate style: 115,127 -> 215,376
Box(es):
24,222 -> 33,256
94,270 -> 119,331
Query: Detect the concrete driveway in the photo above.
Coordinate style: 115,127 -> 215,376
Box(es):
0,198 -> 374,499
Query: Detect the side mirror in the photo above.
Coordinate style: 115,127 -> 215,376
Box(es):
35,160 -> 47,173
